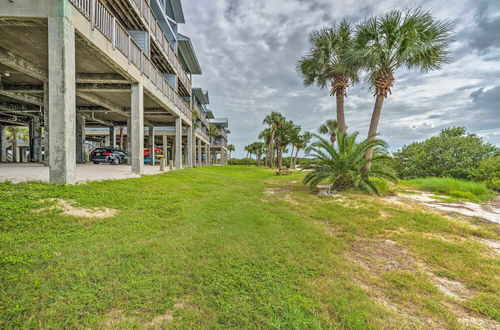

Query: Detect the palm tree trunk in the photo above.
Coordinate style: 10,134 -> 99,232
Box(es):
336,92 -> 346,134
293,148 -> 300,169
289,145 -> 295,168
268,130 -> 275,168
365,94 -> 385,169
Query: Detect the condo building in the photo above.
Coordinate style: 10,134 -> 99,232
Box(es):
0,0 -> 230,184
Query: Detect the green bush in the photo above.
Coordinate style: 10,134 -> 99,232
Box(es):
394,127 -> 499,180
402,177 -> 494,202
470,156 -> 500,191
228,158 -> 257,166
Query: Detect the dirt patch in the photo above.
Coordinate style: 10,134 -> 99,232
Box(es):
104,310 -> 133,328
38,198 -> 119,218
432,276 -> 471,301
313,220 -> 342,238
476,238 -> 500,256
446,302 -> 500,330
144,311 -> 174,328
347,239 -> 417,274
392,192 -> 500,225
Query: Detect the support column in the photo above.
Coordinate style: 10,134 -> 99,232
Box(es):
131,83 -> 144,174
110,126 -> 117,147
197,138 -> 202,167
0,126 -> 5,162
43,82 -> 49,166
48,12 -> 76,184
205,143 -> 209,166
126,117 -> 131,164
148,126 -> 155,166
104,133 -> 110,146
76,115 -> 86,164
162,135 -> 168,162
187,125 -> 193,168
175,117 -> 182,169
29,116 -> 43,162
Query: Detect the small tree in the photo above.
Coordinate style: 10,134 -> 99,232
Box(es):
304,132 -> 397,194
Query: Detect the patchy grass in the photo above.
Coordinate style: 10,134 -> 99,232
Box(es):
1,166 -> 499,328
401,177 -> 495,203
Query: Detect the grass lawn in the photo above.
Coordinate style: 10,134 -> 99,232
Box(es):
1,166 -> 499,328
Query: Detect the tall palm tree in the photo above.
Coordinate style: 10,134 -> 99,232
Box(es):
227,144 -> 235,159
258,128 -> 273,167
303,132 -> 397,194
253,142 -> 266,166
318,119 -> 341,144
352,9 -> 453,168
262,112 -> 285,168
209,124 -> 219,144
298,20 -> 360,133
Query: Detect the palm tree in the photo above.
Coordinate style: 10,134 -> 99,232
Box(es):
258,128 -> 273,167
298,20 -> 359,133
209,124 -> 219,144
227,144 -> 235,159
318,119 -> 341,144
352,9 -> 453,168
253,142 -> 266,166
303,132 -> 397,194
292,132 -> 312,169
262,112 -> 285,168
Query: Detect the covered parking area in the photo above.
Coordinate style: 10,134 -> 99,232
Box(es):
0,1 -> 197,184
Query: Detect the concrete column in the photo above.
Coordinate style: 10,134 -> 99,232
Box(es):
187,125 -> 193,168
76,115 -> 86,164
43,82 -> 49,166
29,116 -> 43,162
110,126 -> 117,147
197,138 -> 202,167
175,117 -> 182,169
162,135 -> 168,162
131,83 -> 144,174
48,13 -> 76,184
148,126 -> 155,166
204,143 -> 209,166
0,126 -> 5,162
126,118 -> 131,164
104,134 -> 110,146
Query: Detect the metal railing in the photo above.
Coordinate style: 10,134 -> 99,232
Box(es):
196,128 -> 210,142
128,0 -> 192,92
69,0 -> 192,120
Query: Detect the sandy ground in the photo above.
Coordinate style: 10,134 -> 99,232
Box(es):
0,163 -> 174,184
387,192 -> 500,225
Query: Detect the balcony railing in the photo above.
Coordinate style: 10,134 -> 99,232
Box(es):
129,0 -> 192,93
196,128 -> 210,142
196,104 -> 210,129
70,0 -> 192,120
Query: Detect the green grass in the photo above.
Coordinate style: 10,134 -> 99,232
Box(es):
1,167 -> 499,328
401,177 -> 495,203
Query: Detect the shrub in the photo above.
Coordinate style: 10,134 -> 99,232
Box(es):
394,127 -> 499,180
228,158 -> 257,166
303,132 -> 397,195
471,156 -> 500,191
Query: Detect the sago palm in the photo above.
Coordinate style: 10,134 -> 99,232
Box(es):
303,132 -> 397,194
352,9 -> 453,168
298,20 -> 359,133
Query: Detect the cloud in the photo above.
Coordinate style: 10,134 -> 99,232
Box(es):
180,0 -> 500,157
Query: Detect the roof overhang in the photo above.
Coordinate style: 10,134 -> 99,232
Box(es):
178,33 -> 202,75
169,0 -> 185,24
192,88 -> 209,105
209,118 -> 228,128
205,109 -> 215,119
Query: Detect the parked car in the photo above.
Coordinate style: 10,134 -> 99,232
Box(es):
89,147 -> 128,165
144,148 -> 164,164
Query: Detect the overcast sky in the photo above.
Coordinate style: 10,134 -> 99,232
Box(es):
180,0 -> 500,158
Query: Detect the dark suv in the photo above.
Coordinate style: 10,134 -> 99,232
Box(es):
89,147 -> 128,165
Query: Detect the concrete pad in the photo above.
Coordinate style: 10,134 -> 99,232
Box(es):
0,163 -> 173,184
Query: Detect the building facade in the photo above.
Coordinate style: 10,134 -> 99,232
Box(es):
0,0 -> 229,183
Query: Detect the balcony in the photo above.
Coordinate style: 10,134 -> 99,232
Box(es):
196,127 -> 209,142
70,0 -> 192,120
196,104 -> 210,129
128,0 -> 192,93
